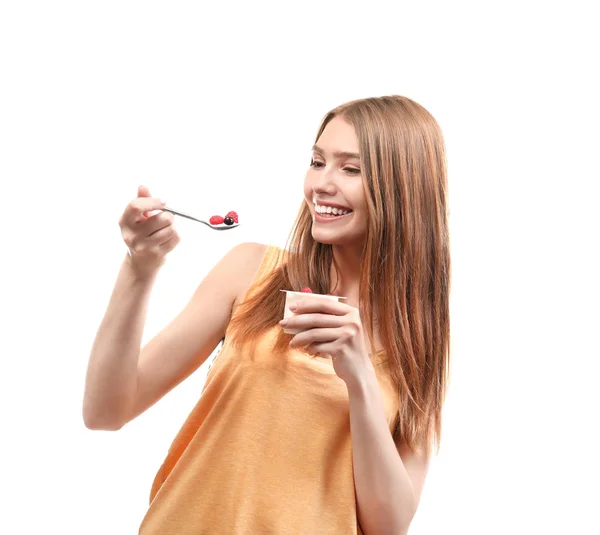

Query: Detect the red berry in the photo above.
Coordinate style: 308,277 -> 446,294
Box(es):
209,215 -> 225,225
226,211 -> 239,223
301,287 -> 313,293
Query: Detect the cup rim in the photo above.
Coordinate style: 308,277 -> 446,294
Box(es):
279,289 -> 347,299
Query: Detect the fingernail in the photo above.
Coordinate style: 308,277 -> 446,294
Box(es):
289,304 -> 297,311
279,319 -> 288,326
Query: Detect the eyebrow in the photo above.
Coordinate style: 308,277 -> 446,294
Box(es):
312,144 -> 360,160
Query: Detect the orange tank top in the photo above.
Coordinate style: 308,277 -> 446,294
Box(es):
139,245 -> 399,534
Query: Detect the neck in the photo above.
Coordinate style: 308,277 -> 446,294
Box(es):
329,243 -> 381,355
329,244 -> 362,307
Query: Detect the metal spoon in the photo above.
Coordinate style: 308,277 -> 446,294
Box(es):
162,206 -> 240,231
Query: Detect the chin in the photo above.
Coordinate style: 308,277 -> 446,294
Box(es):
309,212 -> 367,246
311,227 -> 336,244
311,228 -> 359,246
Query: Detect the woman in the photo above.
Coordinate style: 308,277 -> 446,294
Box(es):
83,95 -> 451,534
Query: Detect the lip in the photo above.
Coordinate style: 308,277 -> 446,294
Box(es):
314,211 -> 353,223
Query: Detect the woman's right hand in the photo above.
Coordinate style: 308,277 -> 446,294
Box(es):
119,185 -> 181,279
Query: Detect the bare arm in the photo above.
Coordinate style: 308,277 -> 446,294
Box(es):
83,241 -> 267,430
348,367 -> 430,535
82,185 -> 268,430
281,297 -> 431,534
82,253 -> 158,429
125,241 -> 267,425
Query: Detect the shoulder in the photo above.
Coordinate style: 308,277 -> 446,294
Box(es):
226,241 -> 271,265
227,242 -> 278,308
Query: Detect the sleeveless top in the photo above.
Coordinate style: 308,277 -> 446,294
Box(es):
139,245 -> 399,534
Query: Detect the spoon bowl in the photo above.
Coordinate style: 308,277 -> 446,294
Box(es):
163,206 -> 241,231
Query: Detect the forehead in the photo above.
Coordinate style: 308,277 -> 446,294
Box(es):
316,116 -> 359,153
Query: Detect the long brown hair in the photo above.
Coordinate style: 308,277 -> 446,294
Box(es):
229,95 -> 451,454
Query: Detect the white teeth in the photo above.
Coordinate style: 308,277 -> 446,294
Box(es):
314,203 -> 351,216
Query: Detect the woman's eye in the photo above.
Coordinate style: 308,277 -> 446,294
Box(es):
344,167 -> 361,175
310,160 -> 325,169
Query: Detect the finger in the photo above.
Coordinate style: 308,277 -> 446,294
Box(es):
138,185 -> 151,198
146,224 -> 178,247
291,298 -> 349,316
127,226 -> 179,256
141,211 -> 175,236
122,197 -> 166,226
159,232 -> 181,254
281,313 -> 342,332
122,215 -> 174,252
289,327 -> 340,348
307,342 -> 337,358
137,186 -> 164,219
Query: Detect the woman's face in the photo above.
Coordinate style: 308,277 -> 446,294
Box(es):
303,116 -> 368,247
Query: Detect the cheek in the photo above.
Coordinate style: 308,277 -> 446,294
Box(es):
348,183 -> 368,211
303,173 -> 313,200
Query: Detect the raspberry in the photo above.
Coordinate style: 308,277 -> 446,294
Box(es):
301,287 -> 313,293
226,211 -> 239,223
209,215 -> 225,225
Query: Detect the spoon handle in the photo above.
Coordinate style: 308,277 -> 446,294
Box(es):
162,206 -> 210,226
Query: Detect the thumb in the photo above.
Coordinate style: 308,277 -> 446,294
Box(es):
137,185 -> 159,219
138,185 -> 151,198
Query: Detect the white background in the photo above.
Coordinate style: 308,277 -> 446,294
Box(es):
1,1 -> 598,534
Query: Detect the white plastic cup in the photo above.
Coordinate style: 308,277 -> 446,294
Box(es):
280,290 -> 346,335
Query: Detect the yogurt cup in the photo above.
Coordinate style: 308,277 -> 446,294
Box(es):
280,290 -> 346,335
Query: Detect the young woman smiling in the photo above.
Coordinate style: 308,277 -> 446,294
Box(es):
83,95 -> 451,534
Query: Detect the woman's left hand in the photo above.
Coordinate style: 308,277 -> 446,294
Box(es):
279,298 -> 372,385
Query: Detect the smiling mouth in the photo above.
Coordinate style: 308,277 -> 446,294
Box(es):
314,203 -> 352,215
317,211 -> 349,217
314,210 -> 352,221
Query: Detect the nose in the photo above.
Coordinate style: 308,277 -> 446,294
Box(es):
311,166 -> 336,196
